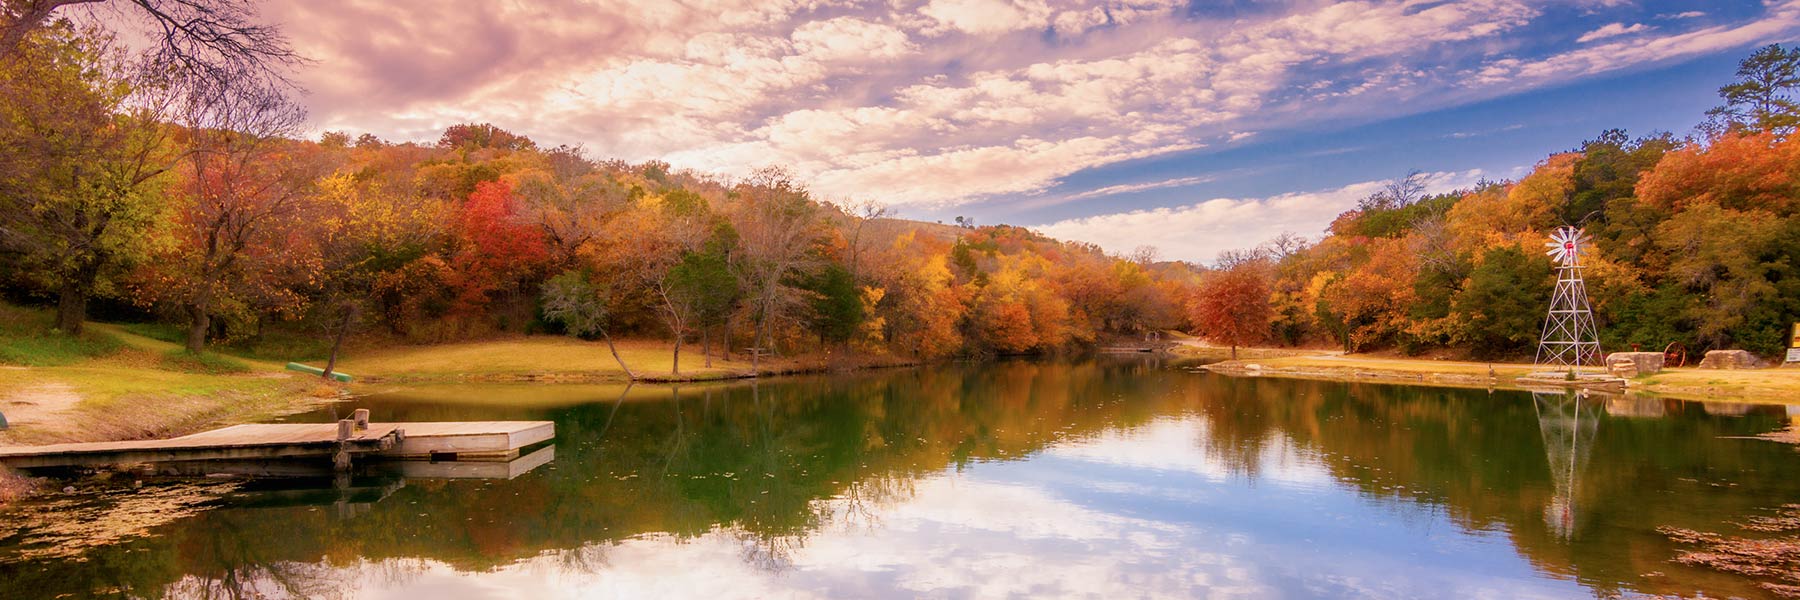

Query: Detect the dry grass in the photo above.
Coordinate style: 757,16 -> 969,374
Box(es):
333,336 -> 760,382
1202,351 -> 1800,405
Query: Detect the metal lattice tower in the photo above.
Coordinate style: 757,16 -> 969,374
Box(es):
1536,227 -> 1602,370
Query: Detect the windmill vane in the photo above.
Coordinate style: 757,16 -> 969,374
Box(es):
1544,226 -> 1590,267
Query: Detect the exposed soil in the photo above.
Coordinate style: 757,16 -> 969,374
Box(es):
0,380 -> 82,443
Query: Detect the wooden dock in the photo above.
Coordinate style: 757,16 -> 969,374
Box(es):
0,419 -> 554,470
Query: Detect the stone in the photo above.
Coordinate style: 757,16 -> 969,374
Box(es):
1607,359 -> 1638,379
1605,351 -> 1665,375
1698,349 -> 1764,370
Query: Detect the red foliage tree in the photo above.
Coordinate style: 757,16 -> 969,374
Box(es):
449,180 -> 550,318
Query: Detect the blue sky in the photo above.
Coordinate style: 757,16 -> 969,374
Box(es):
262,0 -> 1800,261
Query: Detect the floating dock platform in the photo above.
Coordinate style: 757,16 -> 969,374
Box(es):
0,417 -> 554,470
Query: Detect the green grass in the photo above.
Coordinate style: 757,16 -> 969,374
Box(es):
159,349 -> 252,374
0,304 -> 126,366
121,322 -> 332,362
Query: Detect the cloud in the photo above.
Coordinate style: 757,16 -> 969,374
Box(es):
1575,22 -> 1653,43
1465,1 -> 1800,88
261,0 -> 1800,209
1033,170 -> 1488,262
1442,123 -> 1525,139
1059,175 -> 1217,202
919,0 -> 1054,37
1658,11 -> 1706,20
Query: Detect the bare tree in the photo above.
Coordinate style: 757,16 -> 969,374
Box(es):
1214,247 -> 1271,270
2,0 -> 298,86
1357,169 -> 1428,212
174,80 -> 308,352
1128,245 -> 1160,267
733,167 -> 824,374
844,198 -> 890,280
1260,232 -> 1310,261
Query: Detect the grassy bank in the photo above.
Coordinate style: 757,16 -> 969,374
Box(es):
325,335 -> 918,383
0,305 -> 332,446
1191,351 -> 1800,405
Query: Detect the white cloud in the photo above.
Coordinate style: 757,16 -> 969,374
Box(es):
1575,22 -> 1653,43
791,17 -> 916,63
1659,11 -> 1706,20
268,0 -> 1800,210
1059,175 -> 1217,202
1034,170 -> 1488,262
919,0 -> 1054,36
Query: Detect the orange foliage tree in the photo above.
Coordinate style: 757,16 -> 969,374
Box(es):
1191,263 -> 1272,359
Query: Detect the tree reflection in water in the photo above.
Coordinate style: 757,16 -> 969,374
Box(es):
1,359 -> 1797,599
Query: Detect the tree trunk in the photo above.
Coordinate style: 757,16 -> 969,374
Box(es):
672,330 -> 682,376
322,304 -> 357,379
185,300 -> 210,353
702,327 -> 713,368
1231,344 -> 1238,361
55,281 -> 88,335
600,330 -> 637,381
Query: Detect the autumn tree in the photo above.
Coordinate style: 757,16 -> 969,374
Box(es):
146,81 -> 315,352
732,168 -> 825,371
1192,263 -> 1272,359
447,180 -> 550,328
0,23 -> 177,334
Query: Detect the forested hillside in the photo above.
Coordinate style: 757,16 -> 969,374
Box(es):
1219,46 -> 1800,359
0,23 -> 1200,367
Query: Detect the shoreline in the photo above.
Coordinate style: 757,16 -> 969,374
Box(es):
1192,352 -> 1800,406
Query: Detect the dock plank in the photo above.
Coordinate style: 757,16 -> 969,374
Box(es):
0,421 -> 554,469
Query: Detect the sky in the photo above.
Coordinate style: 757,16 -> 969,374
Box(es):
247,0 -> 1800,262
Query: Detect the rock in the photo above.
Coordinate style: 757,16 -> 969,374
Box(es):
1608,359 -> 1638,379
1606,351 -> 1665,375
1698,349 -> 1764,370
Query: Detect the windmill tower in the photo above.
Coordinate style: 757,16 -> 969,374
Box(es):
1536,226 -> 1603,372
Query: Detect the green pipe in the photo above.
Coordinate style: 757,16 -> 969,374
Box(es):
286,362 -> 353,383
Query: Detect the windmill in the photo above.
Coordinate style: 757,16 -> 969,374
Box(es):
1536,226 -> 1603,372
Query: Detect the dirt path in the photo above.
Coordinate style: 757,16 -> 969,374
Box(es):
1,379 -> 81,443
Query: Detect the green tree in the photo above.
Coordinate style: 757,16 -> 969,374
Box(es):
804,263 -> 864,349
1451,246 -> 1551,359
0,23 -> 177,334
666,230 -> 741,368
541,269 -> 636,380
1707,44 -> 1800,135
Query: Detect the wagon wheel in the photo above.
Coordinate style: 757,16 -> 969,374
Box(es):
1663,341 -> 1688,369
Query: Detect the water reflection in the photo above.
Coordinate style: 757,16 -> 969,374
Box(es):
1,360 -> 1796,599
1533,390 -> 1600,540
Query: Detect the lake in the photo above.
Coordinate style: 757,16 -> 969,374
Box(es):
2,358 -> 1797,599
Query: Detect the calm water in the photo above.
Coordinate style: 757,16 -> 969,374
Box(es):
2,359 -> 1798,599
